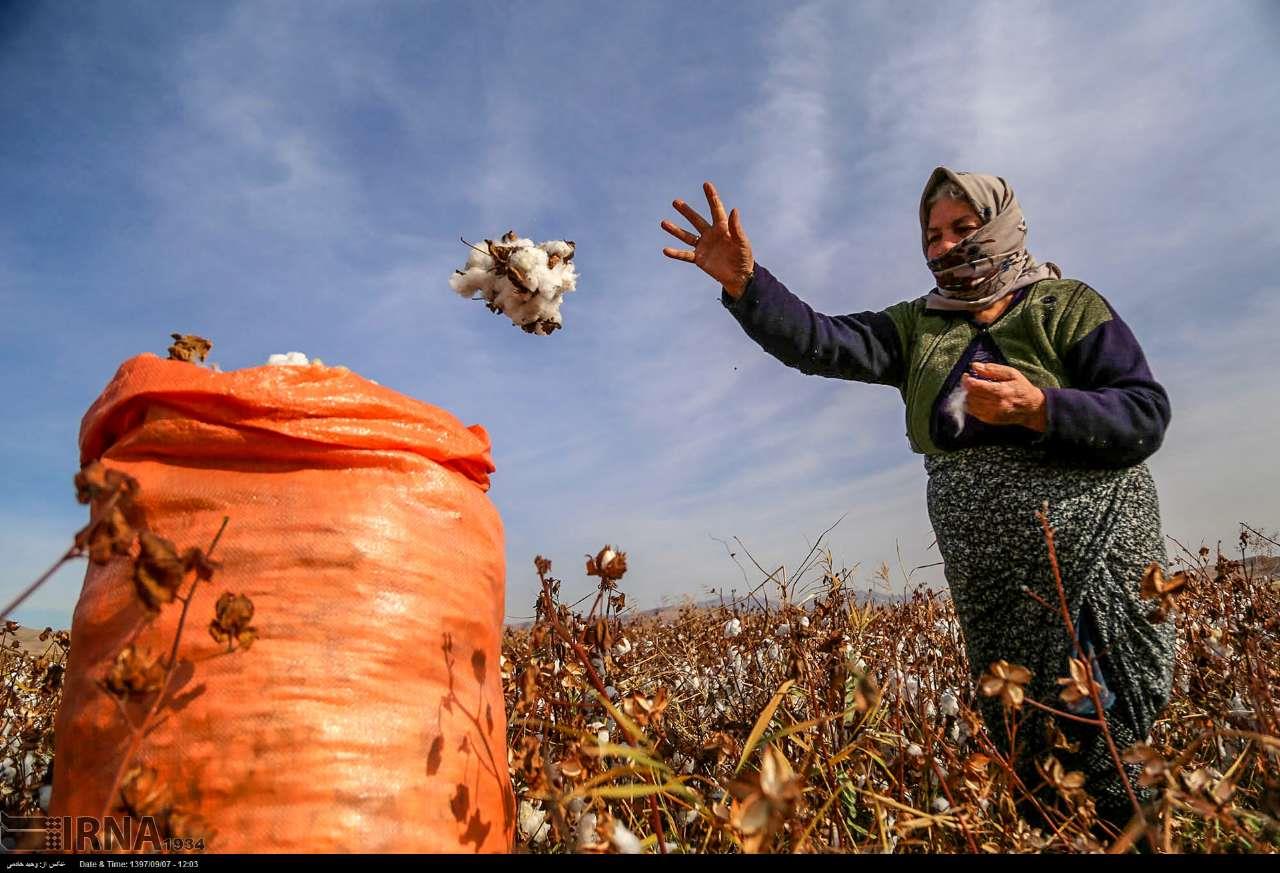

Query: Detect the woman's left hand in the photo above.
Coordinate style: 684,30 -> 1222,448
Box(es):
962,362 -> 1048,432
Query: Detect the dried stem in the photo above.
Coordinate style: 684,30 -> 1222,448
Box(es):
2,489 -> 126,621
98,516 -> 230,830
1036,505 -> 1154,852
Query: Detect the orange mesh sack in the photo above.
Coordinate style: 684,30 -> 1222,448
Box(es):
52,354 -> 514,853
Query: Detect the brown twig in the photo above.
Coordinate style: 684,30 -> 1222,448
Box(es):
1,489 -> 126,621
98,517 -> 230,830
1036,505 -> 1154,853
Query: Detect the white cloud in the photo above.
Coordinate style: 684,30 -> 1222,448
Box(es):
739,2 -> 837,285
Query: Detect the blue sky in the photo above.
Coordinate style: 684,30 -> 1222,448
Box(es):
2,0 -> 1278,629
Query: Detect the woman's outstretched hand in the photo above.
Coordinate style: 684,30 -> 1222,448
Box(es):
661,181 -> 755,299
963,362 -> 1048,432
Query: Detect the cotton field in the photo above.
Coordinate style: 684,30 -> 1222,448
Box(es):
498,538 -> 1280,854
4,532 -> 1278,853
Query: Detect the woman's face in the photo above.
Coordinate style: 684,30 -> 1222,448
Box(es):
925,197 -> 983,261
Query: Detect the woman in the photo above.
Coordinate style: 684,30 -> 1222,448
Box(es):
660,171 -> 1177,833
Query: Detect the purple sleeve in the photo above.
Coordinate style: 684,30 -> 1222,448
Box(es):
1039,301 -> 1171,467
720,264 -> 905,387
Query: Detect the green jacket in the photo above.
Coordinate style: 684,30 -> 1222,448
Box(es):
723,266 -> 1171,467
885,278 -> 1107,454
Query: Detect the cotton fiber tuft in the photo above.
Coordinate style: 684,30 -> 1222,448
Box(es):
449,230 -> 578,336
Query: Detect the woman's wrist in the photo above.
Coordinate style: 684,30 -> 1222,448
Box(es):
724,268 -> 755,300
1024,389 -> 1049,433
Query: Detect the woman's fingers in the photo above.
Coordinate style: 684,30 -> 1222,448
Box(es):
963,375 -> 1007,404
663,247 -> 696,262
661,219 -> 699,246
704,181 -> 727,226
970,362 -> 1021,381
672,199 -> 711,233
729,207 -> 745,241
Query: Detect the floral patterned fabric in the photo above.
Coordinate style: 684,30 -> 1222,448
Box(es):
924,444 -> 1177,824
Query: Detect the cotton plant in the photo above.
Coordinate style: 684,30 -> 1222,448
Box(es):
449,231 -> 578,336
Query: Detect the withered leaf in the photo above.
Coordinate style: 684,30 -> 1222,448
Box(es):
1057,657 -> 1092,708
209,592 -> 257,651
120,765 -> 173,819
104,645 -> 166,699
979,660 -> 1032,709
1140,562 -> 1187,599
182,547 -> 219,582
134,531 -> 187,612
585,545 -> 628,584
75,461 -> 139,505
76,503 -> 137,565
619,687 -> 668,728
168,334 -> 213,363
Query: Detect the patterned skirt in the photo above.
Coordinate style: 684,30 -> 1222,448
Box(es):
924,445 -> 1177,823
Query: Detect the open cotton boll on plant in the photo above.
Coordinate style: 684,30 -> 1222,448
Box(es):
449,230 -> 578,336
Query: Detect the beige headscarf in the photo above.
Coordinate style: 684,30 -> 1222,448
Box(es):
919,167 -> 1060,311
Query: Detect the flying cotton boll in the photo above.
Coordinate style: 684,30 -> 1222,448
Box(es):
943,382 -> 968,434
542,239 -> 574,258
449,232 -> 578,335
465,246 -> 495,272
508,244 -> 546,271
449,266 -> 492,298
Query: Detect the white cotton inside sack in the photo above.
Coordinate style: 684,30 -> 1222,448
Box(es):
943,382 -> 968,434
267,351 -> 310,366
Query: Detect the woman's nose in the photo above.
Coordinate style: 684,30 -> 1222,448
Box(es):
929,236 -> 959,260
